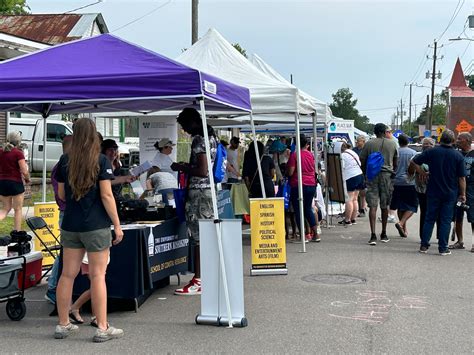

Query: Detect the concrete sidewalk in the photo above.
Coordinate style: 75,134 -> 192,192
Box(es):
6,206 -> 36,219
0,211 -> 473,353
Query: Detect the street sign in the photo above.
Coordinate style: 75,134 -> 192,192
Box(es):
423,130 -> 431,137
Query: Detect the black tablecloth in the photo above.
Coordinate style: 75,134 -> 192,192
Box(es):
73,218 -> 188,310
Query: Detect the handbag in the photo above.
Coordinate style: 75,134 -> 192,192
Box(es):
277,178 -> 291,210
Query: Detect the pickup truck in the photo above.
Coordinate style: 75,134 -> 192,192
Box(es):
8,117 -> 139,173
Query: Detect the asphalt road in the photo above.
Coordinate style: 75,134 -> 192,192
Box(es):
0,212 -> 473,354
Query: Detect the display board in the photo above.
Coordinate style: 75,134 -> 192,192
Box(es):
326,153 -> 346,203
327,119 -> 355,147
249,197 -> 287,275
197,219 -> 247,327
138,116 -> 178,165
33,202 -> 60,266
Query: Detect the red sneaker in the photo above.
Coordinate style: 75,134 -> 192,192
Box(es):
174,277 -> 201,296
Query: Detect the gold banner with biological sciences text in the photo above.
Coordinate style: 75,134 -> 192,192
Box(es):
250,198 -> 286,270
34,202 -> 60,266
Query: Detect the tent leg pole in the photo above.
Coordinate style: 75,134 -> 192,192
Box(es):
295,113 -> 306,252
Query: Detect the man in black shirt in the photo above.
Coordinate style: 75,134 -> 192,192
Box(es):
450,132 -> 474,251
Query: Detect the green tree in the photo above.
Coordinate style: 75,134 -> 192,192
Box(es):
330,88 -> 359,121
467,75 -> 474,91
232,43 -> 247,58
415,93 -> 447,127
329,88 -> 373,133
0,0 -> 30,14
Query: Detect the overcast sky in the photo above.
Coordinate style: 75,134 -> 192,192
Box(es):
28,0 -> 473,125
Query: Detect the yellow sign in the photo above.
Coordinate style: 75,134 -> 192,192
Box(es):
34,202 -> 60,266
250,198 -> 286,272
436,126 -> 444,142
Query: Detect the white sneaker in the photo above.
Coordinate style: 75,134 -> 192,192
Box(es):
54,323 -> 79,339
93,326 -> 124,343
387,215 -> 396,223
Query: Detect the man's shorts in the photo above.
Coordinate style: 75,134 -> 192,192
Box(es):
346,174 -> 365,192
365,172 -> 393,209
61,227 -> 112,252
389,185 -> 419,212
455,187 -> 474,223
185,188 -> 214,246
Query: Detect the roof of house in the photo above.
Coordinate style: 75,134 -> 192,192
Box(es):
0,13 -> 108,45
448,58 -> 474,98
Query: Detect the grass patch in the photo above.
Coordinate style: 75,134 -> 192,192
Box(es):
24,185 -> 55,207
0,217 -> 27,235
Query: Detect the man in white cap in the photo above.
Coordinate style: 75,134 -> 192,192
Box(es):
152,138 -> 177,178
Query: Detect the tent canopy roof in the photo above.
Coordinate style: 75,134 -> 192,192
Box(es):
177,28 -> 313,116
0,33 -> 251,116
250,53 -> 331,121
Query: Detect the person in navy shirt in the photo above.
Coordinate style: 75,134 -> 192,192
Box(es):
410,129 -> 466,255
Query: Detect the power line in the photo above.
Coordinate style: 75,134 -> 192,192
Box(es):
111,0 -> 174,33
359,106 -> 397,112
407,46 -> 430,84
436,0 -> 465,42
64,0 -> 103,14
460,40 -> 472,59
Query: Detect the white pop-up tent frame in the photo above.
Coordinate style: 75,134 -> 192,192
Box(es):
177,28 -> 331,251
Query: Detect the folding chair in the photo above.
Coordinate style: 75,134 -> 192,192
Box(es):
26,216 -> 61,282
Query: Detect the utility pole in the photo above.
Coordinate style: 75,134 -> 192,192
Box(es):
400,99 -> 404,131
408,84 -> 412,137
192,0 -> 199,44
426,95 -> 430,135
396,107 -> 399,130
425,40 -> 443,132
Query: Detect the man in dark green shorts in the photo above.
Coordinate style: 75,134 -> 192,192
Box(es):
359,123 -> 398,245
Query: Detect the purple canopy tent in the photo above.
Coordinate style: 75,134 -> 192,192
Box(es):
0,34 -> 250,115
0,33 -> 251,327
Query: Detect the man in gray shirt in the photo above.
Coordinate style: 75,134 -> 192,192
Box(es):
390,134 -> 418,239
359,123 -> 398,245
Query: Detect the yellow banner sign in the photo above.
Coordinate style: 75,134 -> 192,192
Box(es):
250,198 -> 286,270
33,202 -> 60,266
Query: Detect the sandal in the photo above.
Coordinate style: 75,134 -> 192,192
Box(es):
449,241 -> 465,250
69,309 -> 84,324
395,223 -> 407,238
90,316 -> 109,328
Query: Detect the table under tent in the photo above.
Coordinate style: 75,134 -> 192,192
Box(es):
0,33 -> 253,327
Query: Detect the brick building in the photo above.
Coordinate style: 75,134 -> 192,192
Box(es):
446,58 -> 474,135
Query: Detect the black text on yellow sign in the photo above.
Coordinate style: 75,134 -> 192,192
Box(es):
250,198 -> 286,270
34,202 -> 60,267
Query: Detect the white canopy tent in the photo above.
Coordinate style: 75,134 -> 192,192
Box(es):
177,28 -> 328,250
250,54 -> 331,123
